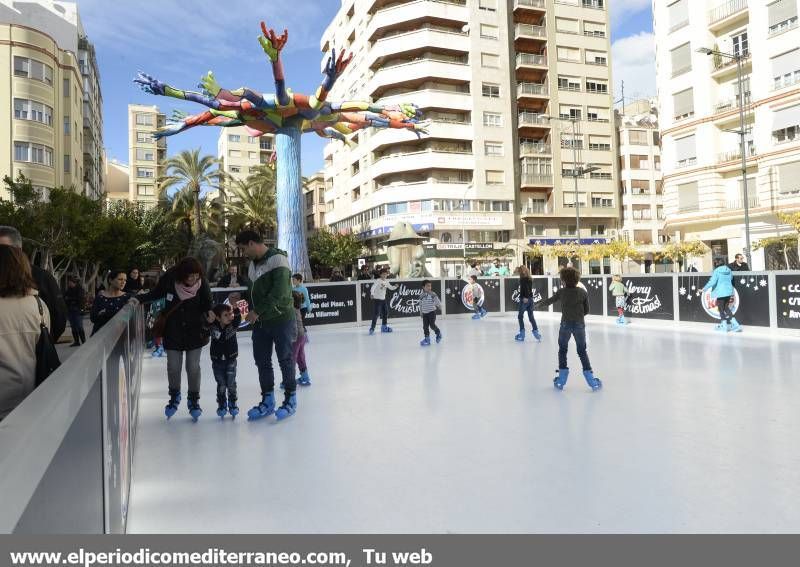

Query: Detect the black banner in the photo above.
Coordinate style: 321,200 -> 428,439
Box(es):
443,278 -> 501,315
551,276 -> 605,315
504,277 -> 550,312
606,276 -> 675,320
360,280 -> 442,320
678,273 -> 771,327
305,284 -> 358,326
777,274 -> 800,329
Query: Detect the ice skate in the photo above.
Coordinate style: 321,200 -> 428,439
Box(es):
435,333 -> 442,344
381,325 -> 393,333
715,321 -> 729,332
228,397 -> 239,418
247,392 -> 275,420
216,397 -> 227,418
583,370 -> 603,391
420,336 -> 431,347
275,393 -> 297,421
368,327 -> 375,335
479,309 -> 487,318
515,331 -> 525,342
297,371 -> 312,386
729,318 -> 742,333
187,392 -> 202,422
532,329 -> 542,342
554,368 -> 569,390
164,390 -> 181,419
471,313 -> 481,320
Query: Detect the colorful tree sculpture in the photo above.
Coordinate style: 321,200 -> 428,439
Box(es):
134,22 -> 429,278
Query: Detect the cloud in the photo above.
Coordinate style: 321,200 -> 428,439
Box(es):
612,32 -> 657,103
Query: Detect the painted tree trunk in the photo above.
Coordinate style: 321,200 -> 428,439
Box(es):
276,128 -> 312,279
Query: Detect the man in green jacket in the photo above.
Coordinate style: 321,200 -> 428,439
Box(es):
235,230 -> 297,421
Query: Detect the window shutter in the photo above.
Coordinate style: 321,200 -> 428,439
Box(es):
778,161 -> 800,193
772,105 -> 800,130
673,89 -> 694,117
772,49 -> 799,78
671,43 -> 692,75
768,0 -> 798,27
678,182 -> 699,209
669,0 -> 689,28
675,135 -> 696,161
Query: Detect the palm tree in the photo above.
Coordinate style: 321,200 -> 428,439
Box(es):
223,166 -> 278,238
159,149 -> 223,237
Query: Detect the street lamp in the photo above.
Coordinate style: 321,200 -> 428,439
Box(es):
697,46 -> 752,268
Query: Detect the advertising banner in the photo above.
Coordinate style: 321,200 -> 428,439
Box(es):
678,273 -> 771,327
551,276 -> 605,315
212,287 -> 251,331
360,280 -> 442,321
605,276 -> 675,320
443,278 -> 501,315
504,277 -> 550,312
304,284 -> 359,326
104,336 -> 132,535
777,274 -> 800,329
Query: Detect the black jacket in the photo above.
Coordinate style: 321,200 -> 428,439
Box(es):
217,272 -> 250,288
729,262 -> 750,272
32,265 -> 67,341
63,285 -> 85,311
210,310 -> 241,361
124,278 -> 142,294
519,276 -> 533,300
138,268 -> 213,351
535,287 -> 589,324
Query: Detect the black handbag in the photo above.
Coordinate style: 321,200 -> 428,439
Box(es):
34,295 -> 61,387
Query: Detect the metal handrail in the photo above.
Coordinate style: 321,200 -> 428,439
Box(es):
708,0 -> 747,25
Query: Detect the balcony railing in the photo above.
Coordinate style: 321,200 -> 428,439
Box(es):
713,94 -> 751,114
725,196 -> 760,210
677,203 -> 701,213
515,0 -> 545,8
521,202 -> 549,215
708,0 -> 748,25
517,82 -> 548,96
713,51 -> 750,72
515,23 -> 547,38
717,147 -> 756,163
516,53 -> 547,67
676,158 -> 698,169
520,173 -> 553,186
520,142 -> 551,155
518,112 -> 550,126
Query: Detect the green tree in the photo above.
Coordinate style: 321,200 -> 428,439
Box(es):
753,213 -> 800,269
308,228 -> 365,276
159,149 -> 223,237
606,240 -> 643,274
224,174 -> 277,237
656,240 -> 708,271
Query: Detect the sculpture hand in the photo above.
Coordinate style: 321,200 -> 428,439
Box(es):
324,49 -> 353,86
134,71 -> 166,96
259,22 -> 288,62
168,109 -> 188,124
198,71 -> 221,97
412,119 -> 431,137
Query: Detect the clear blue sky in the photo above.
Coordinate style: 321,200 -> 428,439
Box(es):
78,0 -> 654,177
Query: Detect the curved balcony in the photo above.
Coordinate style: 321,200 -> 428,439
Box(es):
369,27 -> 469,69
367,0 -> 468,41
376,88 -> 472,112
366,120 -> 473,153
367,58 -> 471,98
370,148 -> 474,180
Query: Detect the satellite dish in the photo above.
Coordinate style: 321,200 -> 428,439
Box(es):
462,24 -> 470,33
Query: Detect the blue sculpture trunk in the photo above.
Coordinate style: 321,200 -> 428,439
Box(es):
276,127 -> 312,280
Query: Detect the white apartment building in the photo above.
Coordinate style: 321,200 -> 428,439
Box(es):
320,0 -> 619,276
616,99 -> 669,271
127,104 -> 165,208
304,171 -> 327,234
655,0 -> 800,270
217,126 -> 275,197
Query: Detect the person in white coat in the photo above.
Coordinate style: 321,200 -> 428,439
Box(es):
368,268 -> 398,335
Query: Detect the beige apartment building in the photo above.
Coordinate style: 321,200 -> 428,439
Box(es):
127,104 -> 166,208
655,0 -> 800,270
304,171 -> 327,234
1,1 -> 99,200
320,0 -> 619,276
616,99 -> 669,271
217,125 -> 274,199
104,158 -> 129,206
79,33 -> 103,199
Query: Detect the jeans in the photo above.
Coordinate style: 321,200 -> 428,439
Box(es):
517,300 -> 538,331
252,319 -> 296,394
293,334 -> 308,372
716,296 -> 733,322
166,348 -> 202,394
557,321 -> 592,372
370,299 -> 389,329
212,358 -> 237,404
422,312 -> 440,338
68,308 -> 85,343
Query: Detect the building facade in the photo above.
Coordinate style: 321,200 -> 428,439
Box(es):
616,99 -> 669,271
304,171 -> 327,234
104,159 -> 129,206
127,104 -> 165,208
1,1 -> 97,200
79,33 -> 103,199
320,0 -> 618,276
217,125 -> 274,199
655,0 -> 800,270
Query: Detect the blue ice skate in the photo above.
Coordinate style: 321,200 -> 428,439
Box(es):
187,395 -> 202,422
298,371 -> 312,386
583,370 -> 603,391
164,390 -> 181,419
153,345 -> 165,357
381,325 -> 393,333
435,333 -> 442,344
554,368 -> 569,390
420,336 -> 431,347
715,321 -> 729,332
368,327 -> 375,335
247,392 -> 275,420
729,318 -> 743,333
228,399 -> 239,418
479,308 -> 487,318
472,313 -> 481,320
515,331 -> 525,342
216,403 -> 227,418
275,393 -> 297,421
532,329 -> 542,342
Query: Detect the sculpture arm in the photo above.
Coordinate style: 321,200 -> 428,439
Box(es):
259,22 -> 290,106
309,49 -> 353,110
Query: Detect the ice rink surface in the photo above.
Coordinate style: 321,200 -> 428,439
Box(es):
127,314 -> 800,533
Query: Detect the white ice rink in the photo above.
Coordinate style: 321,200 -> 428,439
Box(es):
127,314 -> 800,533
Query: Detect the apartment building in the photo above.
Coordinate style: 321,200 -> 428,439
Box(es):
79,34 -> 103,199
104,159 -> 130,206
320,0 -> 618,275
1,1 -> 99,199
304,171 -> 328,234
217,125 -> 274,199
616,99 -> 669,271
127,104 -> 166,208
655,0 -> 800,270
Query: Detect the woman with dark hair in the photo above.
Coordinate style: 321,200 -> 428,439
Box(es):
0,245 -> 51,421
64,275 -> 86,346
124,267 -> 143,294
136,257 -> 214,421
90,270 -> 129,336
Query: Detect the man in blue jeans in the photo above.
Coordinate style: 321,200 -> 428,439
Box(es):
236,230 -> 298,421
535,267 -> 602,391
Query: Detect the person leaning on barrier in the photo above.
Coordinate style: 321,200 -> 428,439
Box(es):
0,245 -> 51,421
729,253 -> 750,272
218,264 -> 250,288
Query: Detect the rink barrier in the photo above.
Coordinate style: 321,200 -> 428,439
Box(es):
0,304 -> 144,535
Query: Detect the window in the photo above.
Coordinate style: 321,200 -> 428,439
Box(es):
629,130 -> 648,145
480,24 -> 498,39
249,151 -> 258,159
230,166 -> 241,174
260,139 -> 273,150
777,161 -> 800,194
556,17 -> 579,33
671,43 -> 692,77
64,115 -> 70,135
669,0 -> 689,31
525,224 -> 546,237
653,131 -> 661,146
64,155 -> 71,173
584,21 -> 606,37
136,113 -> 154,126
678,181 -> 699,212
13,57 -> 53,85
586,79 -> 608,94
591,194 -> 614,208
481,53 -> 499,68
630,180 -> 651,194
559,224 -> 578,236
673,88 -> 694,120
136,131 -> 151,143
478,0 -> 496,10
585,50 -> 608,65
136,167 -> 154,178
137,185 -> 155,196
588,135 -> 611,151
352,188 -> 361,201
675,134 -> 697,167
63,78 -> 70,97
772,49 -> 800,90
483,112 -> 503,127
484,142 -> 503,156
13,99 -> 53,126
561,135 -> 584,150
13,56 -> 29,77
486,170 -> 504,185
591,225 -> 607,236
587,107 -> 608,122
229,150 -> 241,158
768,0 -> 798,35
228,134 -> 241,142
557,46 -> 580,62
558,76 -> 581,91
482,83 -> 500,98
248,136 -> 257,144
772,105 -> 800,143
136,148 -> 154,161
731,31 -> 749,58
559,105 -> 582,121
13,142 -> 54,166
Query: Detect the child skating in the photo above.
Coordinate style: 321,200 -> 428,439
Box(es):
209,303 -> 242,418
703,260 -> 741,332
292,291 -> 312,385
369,268 -> 398,335
609,274 -> 628,325
515,266 -> 542,342
467,275 -> 487,319
419,279 -> 442,346
535,267 -> 602,391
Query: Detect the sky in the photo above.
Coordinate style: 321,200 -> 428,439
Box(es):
78,0 -> 656,178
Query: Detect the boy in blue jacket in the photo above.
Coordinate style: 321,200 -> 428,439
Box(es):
703,260 -> 741,332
